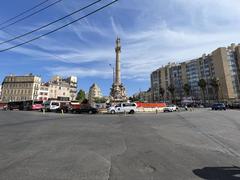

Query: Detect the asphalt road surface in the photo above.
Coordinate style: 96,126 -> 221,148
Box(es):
0,109 -> 240,180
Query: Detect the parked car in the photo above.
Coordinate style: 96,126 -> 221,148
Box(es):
70,101 -> 98,114
108,103 -> 137,114
8,101 -> 24,110
75,107 -> 98,114
211,103 -> 226,110
3,104 -> 8,111
164,104 -> 177,112
42,100 -> 61,112
55,102 -> 70,113
0,102 -> 7,110
229,102 -> 240,109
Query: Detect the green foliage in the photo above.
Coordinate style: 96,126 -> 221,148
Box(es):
198,79 -> 207,90
198,79 -> 207,103
94,97 -> 107,103
210,77 -> 220,90
81,99 -> 89,104
167,84 -> 175,95
129,96 -> 141,102
167,84 -> 175,103
159,87 -> 165,98
183,83 -> 191,96
76,89 -> 85,102
210,77 -> 220,101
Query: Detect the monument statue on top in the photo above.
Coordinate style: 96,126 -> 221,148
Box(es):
110,37 -> 127,102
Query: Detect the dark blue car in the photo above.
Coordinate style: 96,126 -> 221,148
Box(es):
211,103 -> 226,110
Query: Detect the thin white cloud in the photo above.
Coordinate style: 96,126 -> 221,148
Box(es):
45,66 -> 112,78
1,0 -> 240,83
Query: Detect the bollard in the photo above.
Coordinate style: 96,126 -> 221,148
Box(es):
61,109 -> 64,115
156,109 -> 158,114
43,108 -> 45,114
124,110 -> 127,116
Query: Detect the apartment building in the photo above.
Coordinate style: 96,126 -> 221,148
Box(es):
1,74 -> 78,103
64,76 -> 78,101
151,43 -> 240,103
48,76 -> 71,101
151,63 -> 176,102
1,74 -> 41,102
37,83 -> 49,102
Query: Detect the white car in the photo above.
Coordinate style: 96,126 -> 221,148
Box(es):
164,105 -> 177,112
42,100 -> 61,112
108,103 -> 137,114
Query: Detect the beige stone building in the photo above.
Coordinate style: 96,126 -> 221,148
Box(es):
88,83 -> 102,105
64,76 -> 78,101
0,85 -> 2,101
47,76 -> 71,101
1,74 -> 41,102
1,74 -> 78,102
151,43 -> 240,103
37,83 -> 49,102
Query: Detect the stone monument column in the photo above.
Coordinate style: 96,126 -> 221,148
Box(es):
110,37 -> 127,102
115,37 -> 121,85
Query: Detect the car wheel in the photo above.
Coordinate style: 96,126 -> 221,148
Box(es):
88,110 -> 93,114
130,110 -> 135,114
110,110 -> 115,114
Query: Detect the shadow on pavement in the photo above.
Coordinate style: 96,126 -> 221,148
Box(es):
193,166 -> 240,180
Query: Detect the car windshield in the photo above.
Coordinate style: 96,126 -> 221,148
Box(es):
214,103 -> 224,106
52,102 -> 59,106
115,104 -> 121,107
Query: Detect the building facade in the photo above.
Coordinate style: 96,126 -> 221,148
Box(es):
88,83 -> 102,105
47,76 -> 71,101
1,74 -> 41,102
1,75 -> 78,103
64,76 -> 78,101
151,43 -> 240,103
37,83 -> 49,102
133,88 -> 152,102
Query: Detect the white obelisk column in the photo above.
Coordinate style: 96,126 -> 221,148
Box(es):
115,37 -> 121,85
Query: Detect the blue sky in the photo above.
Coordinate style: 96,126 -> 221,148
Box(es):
0,0 -> 240,96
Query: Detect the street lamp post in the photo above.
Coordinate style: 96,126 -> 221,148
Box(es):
109,64 -> 115,84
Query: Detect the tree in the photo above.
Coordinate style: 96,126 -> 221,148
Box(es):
129,97 -> 134,102
167,84 -> 175,103
198,79 -> 207,104
94,97 -> 107,103
82,99 -> 89,104
76,89 -> 85,102
183,83 -> 191,96
159,87 -> 165,101
210,77 -> 220,102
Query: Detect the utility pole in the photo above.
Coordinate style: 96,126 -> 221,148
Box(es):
109,64 -> 115,84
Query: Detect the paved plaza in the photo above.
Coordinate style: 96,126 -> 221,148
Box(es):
0,110 -> 240,180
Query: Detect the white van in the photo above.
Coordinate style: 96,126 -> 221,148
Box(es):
108,103 -> 137,114
43,100 -> 61,112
